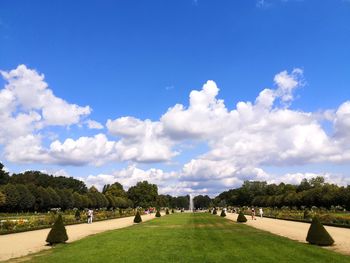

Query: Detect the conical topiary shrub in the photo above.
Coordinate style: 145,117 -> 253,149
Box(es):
212,208 -> 217,215
46,214 -> 68,245
155,210 -> 161,217
306,217 -> 334,246
171,209 -> 174,213
166,208 -> 170,215
220,210 -> 226,217
237,212 -> 247,223
134,211 -> 142,223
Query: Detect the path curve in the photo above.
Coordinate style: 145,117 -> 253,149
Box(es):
0,214 -> 158,262
224,213 -> 350,255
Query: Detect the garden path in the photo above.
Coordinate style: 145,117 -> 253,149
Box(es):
0,213 -> 157,262
224,213 -> 350,256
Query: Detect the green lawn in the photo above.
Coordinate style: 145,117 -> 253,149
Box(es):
22,213 -> 350,263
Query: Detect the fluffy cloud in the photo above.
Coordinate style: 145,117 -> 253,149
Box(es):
0,65 -> 90,127
107,117 -> 176,162
86,119 -> 104,130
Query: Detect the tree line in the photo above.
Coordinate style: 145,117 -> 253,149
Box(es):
0,163 -> 189,212
214,177 -> 350,210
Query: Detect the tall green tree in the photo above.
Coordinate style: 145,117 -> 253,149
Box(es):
127,181 -> 158,208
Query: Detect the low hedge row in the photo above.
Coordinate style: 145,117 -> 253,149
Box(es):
0,212 -> 136,235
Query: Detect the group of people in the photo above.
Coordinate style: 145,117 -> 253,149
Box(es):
250,207 -> 263,220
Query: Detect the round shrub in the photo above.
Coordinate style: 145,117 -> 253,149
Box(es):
155,210 -> 161,217
237,212 -> 247,223
46,214 -> 68,245
306,217 -> 334,246
220,210 -> 226,217
133,211 -> 142,223
166,208 -> 170,215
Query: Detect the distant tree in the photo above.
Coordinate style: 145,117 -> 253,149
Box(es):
46,187 -> 61,208
1,184 -> 20,211
0,163 -> 10,185
0,191 -> 6,207
193,195 -> 211,209
127,181 -> 158,208
15,184 -> 35,211
72,192 -> 83,209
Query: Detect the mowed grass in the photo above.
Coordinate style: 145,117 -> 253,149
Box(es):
23,213 -> 349,263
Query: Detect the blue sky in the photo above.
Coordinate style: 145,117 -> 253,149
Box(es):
1,0 -> 350,195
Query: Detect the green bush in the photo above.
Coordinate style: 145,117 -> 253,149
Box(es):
220,210 -> 226,217
166,208 -> 170,215
155,210 -> 161,217
133,211 -> 142,223
171,209 -> 174,213
237,212 -> 247,223
74,210 -> 81,221
46,214 -> 68,245
306,217 -> 334,246
212,208 -> 217,215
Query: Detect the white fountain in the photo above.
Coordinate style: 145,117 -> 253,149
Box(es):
189,194 -> 194,212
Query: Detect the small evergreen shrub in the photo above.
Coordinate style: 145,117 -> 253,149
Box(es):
74,210 -> 81,221
155,210 -> 161,217
46,214 -> 68,245
237,212 -> 247,223
166,208 -> 170,215
213,208 -> 217,215
306,217 -> 334,246
220,210 -> 226,217
171,209 -> 175,213
133,211 -> 142,223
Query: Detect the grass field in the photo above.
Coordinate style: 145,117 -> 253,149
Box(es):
21,213 -> 350,263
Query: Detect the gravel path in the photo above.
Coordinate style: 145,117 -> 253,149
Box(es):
224,213 -> 350,256
0,214 -> 157,262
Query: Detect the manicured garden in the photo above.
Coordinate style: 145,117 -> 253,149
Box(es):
22,213 -> 350,263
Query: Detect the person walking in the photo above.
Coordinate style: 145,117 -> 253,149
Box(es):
87,209 -> 93,224
251,207 -> 256,220
259,208 -> 263,218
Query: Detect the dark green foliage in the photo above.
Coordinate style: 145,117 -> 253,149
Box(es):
237,212 -> 247,223
46,214 -> 68,245
212,208 -> 217,215
134,211 -> 142,223
166,208 -> 169,215
75,210 -> 81,221
127,181 -> 158,208
306,217 -> 334,246
171,209 -> 174,213
220,210 -> 226,217
155,210 -> 161,217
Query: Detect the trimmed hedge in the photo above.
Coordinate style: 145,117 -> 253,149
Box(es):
237,212 -> 247,223
306,217 -> 334,246
46,214 -> 68,245
155,210 -> 161,217
133,211 -> 142,223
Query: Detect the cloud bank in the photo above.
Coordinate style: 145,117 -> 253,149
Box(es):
1,65 -> 350,195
